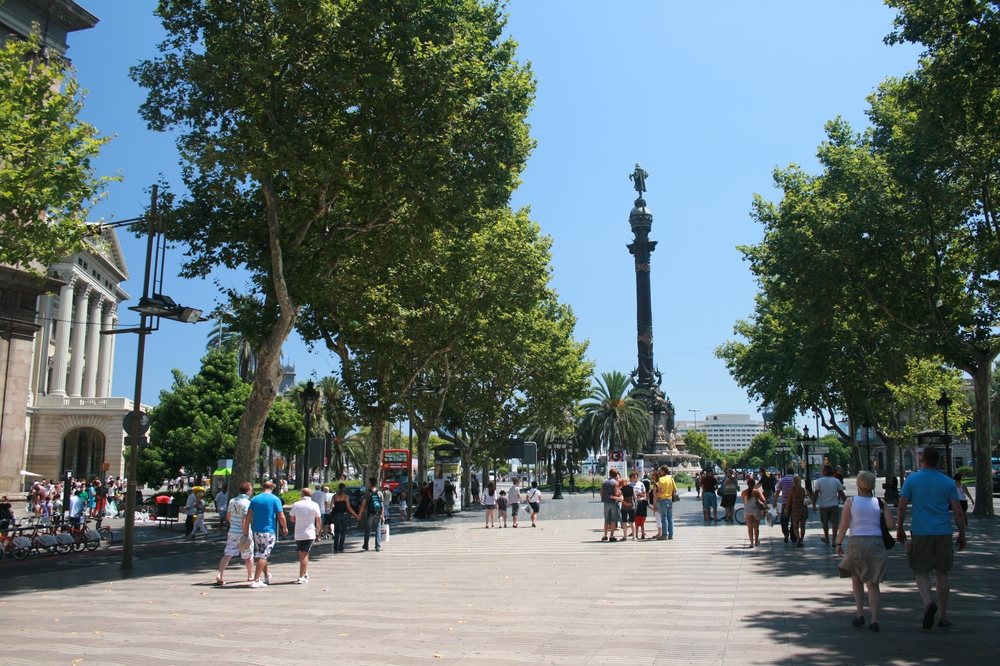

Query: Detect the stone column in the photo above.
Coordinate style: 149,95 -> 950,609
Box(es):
48,278 -> 76,396
82,294 -> 103,397
66,284 -> 91,397
96,303 -> 116,398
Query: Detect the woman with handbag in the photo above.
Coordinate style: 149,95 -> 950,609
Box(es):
741,477 -> 767,547
835,471 -> 896,632
788,475 -> 809,548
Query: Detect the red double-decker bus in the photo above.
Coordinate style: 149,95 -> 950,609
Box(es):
381,449 -> 410,492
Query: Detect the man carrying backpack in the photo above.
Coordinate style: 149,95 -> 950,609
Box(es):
358,477 -> 384,552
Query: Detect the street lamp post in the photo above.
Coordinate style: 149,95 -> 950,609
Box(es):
862,421 -> 873,473
568,440 -> 576,492
799,425 -> 817,494
102,186 -> 205,571
690,409 -> 700,433
300,380 -> 319,490
936,392 -> 953,475
551,440 -> 566,499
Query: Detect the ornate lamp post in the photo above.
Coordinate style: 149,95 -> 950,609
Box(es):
799,425 -> 817,494
551,440 -> 566,499
299,380 -> 319,489
862,421 -> 873,473
936,392 -> 953,475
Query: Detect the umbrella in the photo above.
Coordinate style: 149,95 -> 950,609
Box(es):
213,468 -> 232,476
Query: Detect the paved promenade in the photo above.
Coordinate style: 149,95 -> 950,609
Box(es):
1,491 -> 997,665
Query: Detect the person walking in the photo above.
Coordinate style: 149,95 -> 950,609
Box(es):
192,488 -> 211,537
497,491 -> 508,527
183,488 -> 198,539
773,468 -> 797,543
789,475 -> 808,548
358,477 -> 384,551
835,471 -> 895,632
311,485 -> 330,539
289,488 -> 323,583
721,469 -> 740,521
508,478 -> 522,528
471,475 -> 480,505
648,470 -> 661,538
952,473 -> 973,526
245,481 -> 288,588
654,465 -> 678,540
215,485 -> 229,533
694,471 -> 702,498
526,481 -> 542,527
761,470 -> 776,503
741,477 -> 767,547
482,480 -> 496,528
896,446 -> 966,630
700,469 -> 719,521
216,482 -> 254,585
813,465 -> 846,545
601,470 -> 623,542
330,483 -> 359,552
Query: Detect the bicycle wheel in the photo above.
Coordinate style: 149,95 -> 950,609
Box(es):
98,527 -> 113,549
735,507 -> 746,525
85,534 -> 100,551
72,535 -> 86,552
12,543 -> 30,560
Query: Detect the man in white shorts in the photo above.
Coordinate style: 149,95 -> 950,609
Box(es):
216,482 -> 254,585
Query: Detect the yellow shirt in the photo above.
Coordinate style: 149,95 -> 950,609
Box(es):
656,475 -> 677,501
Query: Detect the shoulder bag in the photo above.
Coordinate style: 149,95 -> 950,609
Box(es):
877,498 -> 895,550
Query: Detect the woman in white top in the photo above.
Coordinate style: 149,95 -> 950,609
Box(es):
835,471 -> 896,632
482,481 -> 496,528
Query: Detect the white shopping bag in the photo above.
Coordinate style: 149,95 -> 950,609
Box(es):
765,506 -> 778,528
380,522 -> 390,543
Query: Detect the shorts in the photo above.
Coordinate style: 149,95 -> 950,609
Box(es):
603,502 -> 621,526
323,513 -> 332,525
959,500 -> 968,512
253,532 -> 277,560
907,534 -> 954,573
224,535 -> 253,560
635,516 -> 647,527
621,508 -> 636,524
636,499 -> 648,518
529,502 -> 540,514
721,494 -> 737,508
819,506 -> 841,525
702,493 -> 718,510
509,504 -> 520,517
296,539 -> 313,553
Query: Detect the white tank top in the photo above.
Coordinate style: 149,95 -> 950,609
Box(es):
849,495 -> 883,537
956,485 -> 967,501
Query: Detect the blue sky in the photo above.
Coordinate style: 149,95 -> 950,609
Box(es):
67,1 -> 921,431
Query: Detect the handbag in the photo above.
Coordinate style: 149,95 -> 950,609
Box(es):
671,489 -> 680,502
765,506 -> 778,528
380,522 -> 390,543
877,498 -> 895,550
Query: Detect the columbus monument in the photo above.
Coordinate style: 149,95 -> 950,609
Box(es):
626,164 -> 699,469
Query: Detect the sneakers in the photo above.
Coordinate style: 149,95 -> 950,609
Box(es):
250,580 -> 267,588
265,573 -> 273,585
601,536 -> 608,542
609,536 -> 618,542
296,576 -> 309,584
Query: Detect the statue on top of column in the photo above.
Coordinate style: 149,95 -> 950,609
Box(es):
629,163 -> 648,196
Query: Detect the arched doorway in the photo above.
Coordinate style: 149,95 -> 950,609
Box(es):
61,427 -> 106,480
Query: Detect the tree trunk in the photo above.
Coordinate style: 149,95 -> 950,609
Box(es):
366,418 -> 386,485
415,428 -> 431,488
460,442 -> 472,509
971,360 -> 995,516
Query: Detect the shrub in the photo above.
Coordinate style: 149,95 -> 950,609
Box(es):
673,471 -> 692,485
279,490 -> 301,505
957,466 -> 974,479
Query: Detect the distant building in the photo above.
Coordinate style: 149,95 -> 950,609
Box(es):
278,363 -> 296,394
676,414 -> 765,453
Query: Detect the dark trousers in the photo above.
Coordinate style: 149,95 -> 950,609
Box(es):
333,513 -> 348,551
185,514 -> 195,536
362,515 -> 381,550
780,506 -> 796,542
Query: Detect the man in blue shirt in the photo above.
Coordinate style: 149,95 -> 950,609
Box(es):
245,481 -> 288,588
897,446 -> 966,630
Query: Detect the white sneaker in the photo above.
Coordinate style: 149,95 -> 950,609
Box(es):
250,580 -> 267,588
303,573 -> 309,581
296,576 -> 308,584
265,573 -> 272,585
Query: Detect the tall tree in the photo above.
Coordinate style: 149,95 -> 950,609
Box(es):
131,0 -> 535,493
0,30 -> 115,270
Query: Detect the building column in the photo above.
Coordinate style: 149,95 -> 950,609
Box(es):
66,284 -> 91,397
96,303 -> 116,398
82,294 -> 103,397
30,294 -> 51,398
48,278 -> 76,396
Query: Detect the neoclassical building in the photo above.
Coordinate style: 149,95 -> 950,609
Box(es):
25,230 -> 133,483
0,0 -> 139,495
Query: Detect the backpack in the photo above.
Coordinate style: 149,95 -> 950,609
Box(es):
367,490 -> 383,516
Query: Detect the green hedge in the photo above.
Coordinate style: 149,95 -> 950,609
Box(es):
957,466 -> 974,479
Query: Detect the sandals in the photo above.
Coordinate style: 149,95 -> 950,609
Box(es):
214,576 -> 225,586
851,616 -> 865,628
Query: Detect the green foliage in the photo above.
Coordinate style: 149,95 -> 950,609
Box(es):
263,397 -> 306,458
138,349 -> 304,487
673,471 -> 692,485
682,430 -> 721,463
0,30 -> 116,270
957,466 -> 974,479
278,491 -> 300,506
579,371 -> 650,458
886,356 -> 972,440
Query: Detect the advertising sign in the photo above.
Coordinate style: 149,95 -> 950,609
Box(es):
608,449 -> 627,479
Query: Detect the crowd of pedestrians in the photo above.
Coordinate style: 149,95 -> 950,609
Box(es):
481,478 -> 542,529
600,465 -> 678,542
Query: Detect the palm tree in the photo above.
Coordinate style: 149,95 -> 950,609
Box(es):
206,309 -> 258,381
318,375 -> 354,479
579,371 -> 650,458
